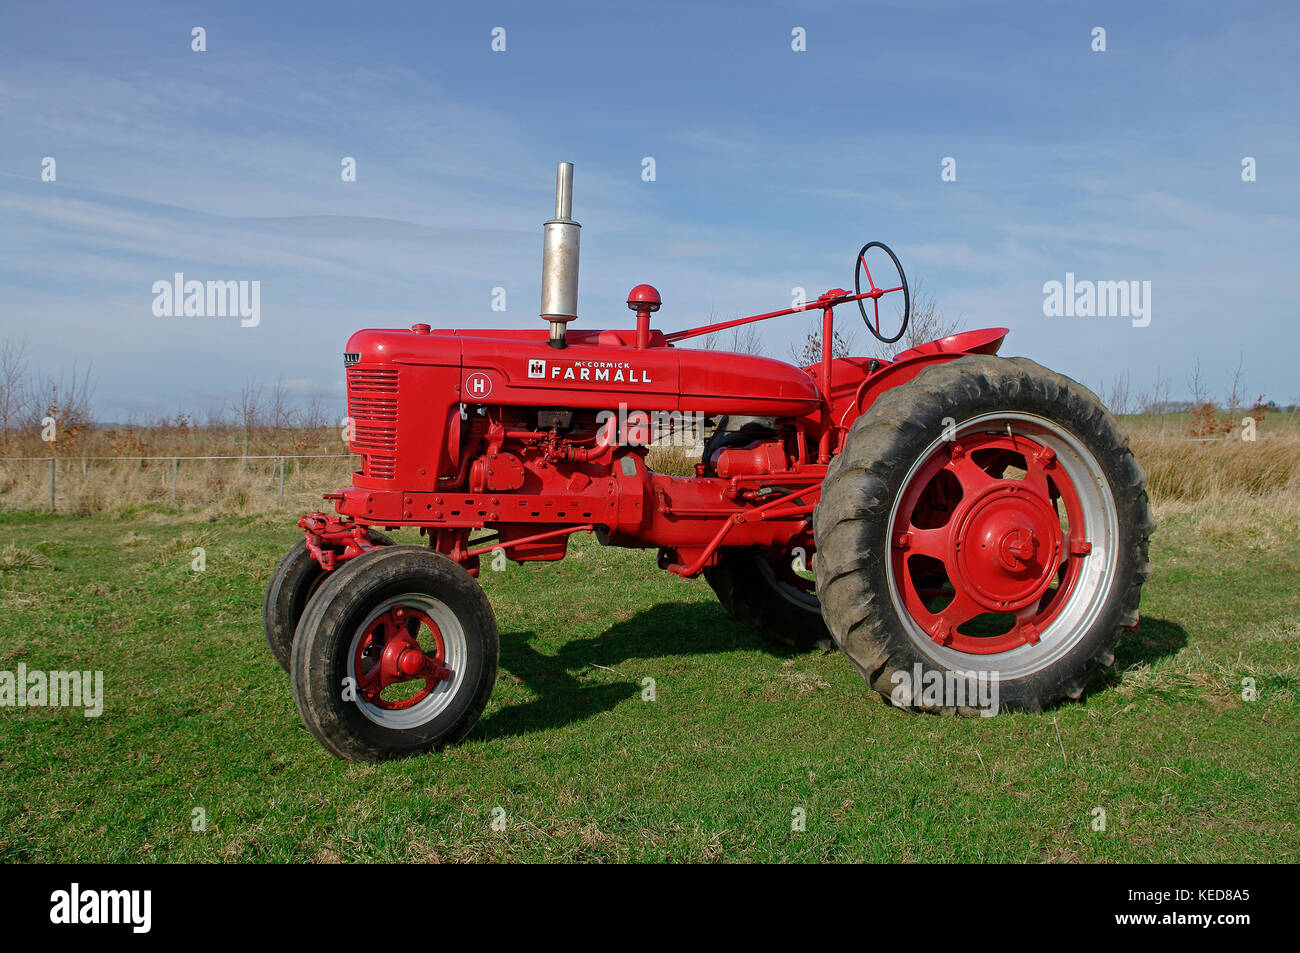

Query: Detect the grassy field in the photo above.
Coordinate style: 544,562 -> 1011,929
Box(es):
1,480 -> 1297,862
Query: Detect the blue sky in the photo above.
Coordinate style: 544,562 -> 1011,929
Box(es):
1,0 -> 1296,420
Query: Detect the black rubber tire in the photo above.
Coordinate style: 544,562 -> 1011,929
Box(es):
704,549 -> 830,650
290,546 -> 498,761
701,418 -> 829,650
262,529 -> 393,672
813,354 -> 1154,713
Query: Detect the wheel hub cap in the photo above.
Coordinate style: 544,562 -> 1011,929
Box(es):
355,605 -> 452,710
953,483 -> 1062,611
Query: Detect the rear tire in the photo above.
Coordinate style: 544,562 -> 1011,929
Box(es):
814,354 -> 1153,713
703,417 -> 829,650
262,530 -> 392,672
704,549 -> 830,650
290,546 -> 498,761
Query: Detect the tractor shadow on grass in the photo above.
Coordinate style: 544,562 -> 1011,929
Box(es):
471,608 -> 1191,738
471,600 -> 774,742
1092,616 -> 1189,693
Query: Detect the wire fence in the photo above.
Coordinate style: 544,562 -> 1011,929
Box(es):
0,454 -> 357,511
0,430 -> 1289,513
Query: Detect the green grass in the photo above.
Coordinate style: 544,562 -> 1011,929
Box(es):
0,498 -> 1296,863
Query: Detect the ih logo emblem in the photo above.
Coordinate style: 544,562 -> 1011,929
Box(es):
464,372 -> 493,400
528,359 -> 546,379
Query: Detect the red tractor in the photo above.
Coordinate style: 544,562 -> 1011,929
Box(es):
266,163 -> 1153,761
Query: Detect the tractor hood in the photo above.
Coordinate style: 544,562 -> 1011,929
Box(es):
345,324 -> 822,418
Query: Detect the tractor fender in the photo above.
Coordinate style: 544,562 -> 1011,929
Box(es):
838,327 -> 1008,430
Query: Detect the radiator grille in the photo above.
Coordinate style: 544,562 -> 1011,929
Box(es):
347,366 -> 399,479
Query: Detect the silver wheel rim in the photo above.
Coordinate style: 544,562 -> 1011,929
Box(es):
884,412 -> 1119,680
346,593 -> 468,729
756,550 -> 820,612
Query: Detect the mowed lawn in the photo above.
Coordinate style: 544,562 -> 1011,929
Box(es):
0,495 -> 1296,863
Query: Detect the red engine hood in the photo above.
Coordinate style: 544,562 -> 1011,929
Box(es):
346,326 -> 822,418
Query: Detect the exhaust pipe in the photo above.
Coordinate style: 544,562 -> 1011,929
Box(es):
540,161 -> 580,348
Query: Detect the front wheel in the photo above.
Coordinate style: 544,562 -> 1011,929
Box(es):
290,546 -> 498,760
262,529 -> 393,672
814,355 -> 1154,714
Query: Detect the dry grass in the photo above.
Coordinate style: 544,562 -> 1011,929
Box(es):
2,416 -> 1299,514
1,421 -> 343,461
0,421 -> 353,515
1152,485 -> 1300,537
646,444 -> 699,477
0,544 -> 50,571
1132,434 -> 1300,503
0,454 -> 354,517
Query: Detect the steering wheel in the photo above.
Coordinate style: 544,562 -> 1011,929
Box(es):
854,241 -> 910,344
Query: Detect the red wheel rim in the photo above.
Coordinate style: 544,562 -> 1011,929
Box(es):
352,604 -> 453,710
889,429 -> 1091,656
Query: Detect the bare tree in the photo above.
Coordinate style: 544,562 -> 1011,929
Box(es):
1098,371 -> 1133,415
30,361 -> 96,454
789,320 -> 856,366
1224,352 -> 1246,417
1187,359 -> 1210,407
0,338 -> 33,454
236,380 -> 263,459
267,376 -> 299,453
203,402 -> 231,429
696,305 -> 722,351
1136,367 -> 1172,415
300,395 -> 329,431
697,306 -> 767,356
724,321 -> 766,356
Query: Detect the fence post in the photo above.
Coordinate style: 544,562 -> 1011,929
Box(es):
49,457 -> 56,511
278,456 -> 285,503
172,457 -> 178,503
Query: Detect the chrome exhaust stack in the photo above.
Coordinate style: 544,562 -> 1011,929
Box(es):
540,161 -> 580,348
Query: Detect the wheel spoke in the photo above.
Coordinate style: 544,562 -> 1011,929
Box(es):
1020,453 -> 1053,499
922,591 -> 982,645
356,652 -> 383,696
1010,604 -> 1045,645
859,254 -> 876,291
901,526 -> 949,561
945,449 -> 997,495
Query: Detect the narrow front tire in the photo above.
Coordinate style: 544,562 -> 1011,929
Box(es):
290,546 -> 498,761
262,529 -> 392,672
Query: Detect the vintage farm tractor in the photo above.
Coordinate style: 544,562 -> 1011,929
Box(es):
266,163 -> 1153,761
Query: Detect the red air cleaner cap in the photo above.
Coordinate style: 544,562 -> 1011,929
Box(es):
627,284 -> 661,312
